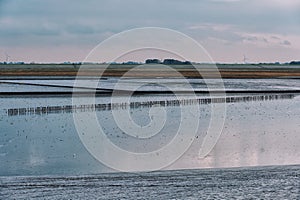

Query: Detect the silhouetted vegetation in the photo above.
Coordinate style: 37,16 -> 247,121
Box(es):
145,59 -> 191,65
1,59 -> 300,67
145,59 -> 161,64
289,61 -> 300,65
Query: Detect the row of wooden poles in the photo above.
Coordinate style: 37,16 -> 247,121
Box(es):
6,94 -> 294,116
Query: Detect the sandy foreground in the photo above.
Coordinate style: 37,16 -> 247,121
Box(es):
0,64 -> 300,78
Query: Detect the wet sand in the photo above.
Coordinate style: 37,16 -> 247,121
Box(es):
1,165 -> 299,199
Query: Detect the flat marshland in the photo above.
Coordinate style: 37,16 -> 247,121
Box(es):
1,63 -> 300,78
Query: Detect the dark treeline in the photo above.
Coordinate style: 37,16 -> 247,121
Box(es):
289,61 -> 300,65
0,60 -> 300,65
145,59 -> 191,65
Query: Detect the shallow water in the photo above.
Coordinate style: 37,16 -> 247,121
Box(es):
1,78 -> 300,92
0,165 -> 299,199
1,78 -> 300,198
0,94 -> 299,174
0,78 -> 300,174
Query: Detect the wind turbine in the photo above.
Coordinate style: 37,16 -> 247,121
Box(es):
243,54 -> 248,64
5,52 -> 10,63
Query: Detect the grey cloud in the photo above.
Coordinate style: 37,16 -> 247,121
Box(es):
242,36 -> 270,44
0,0 -> 299,63
282,40 -> 291,46
243,36 -> 258,42
1,0 -> 299,37
271,36 -> 280,40
262,38 -> 268,44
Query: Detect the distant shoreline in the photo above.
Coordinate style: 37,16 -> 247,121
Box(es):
0,63 -> 300,78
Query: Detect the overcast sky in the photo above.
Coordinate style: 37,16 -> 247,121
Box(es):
0,0 -> 299,63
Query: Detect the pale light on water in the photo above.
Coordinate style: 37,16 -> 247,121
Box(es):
0,82 -> 300,174
0,78 -> 299,199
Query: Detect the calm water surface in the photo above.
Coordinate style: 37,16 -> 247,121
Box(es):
0,78 -> 299,198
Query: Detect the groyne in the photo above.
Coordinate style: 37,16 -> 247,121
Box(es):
6,94 -> 295,116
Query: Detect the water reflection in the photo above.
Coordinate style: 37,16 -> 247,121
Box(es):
1,92 -> 300,175
6,94 -> 295,116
